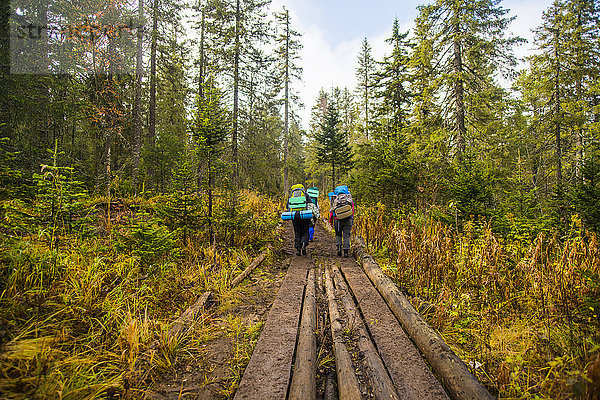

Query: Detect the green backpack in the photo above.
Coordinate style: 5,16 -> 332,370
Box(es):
307,187 -> 319,199
288,189 -> 307,211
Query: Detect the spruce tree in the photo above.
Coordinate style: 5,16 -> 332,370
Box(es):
314,102 -> 353,186
210,0 -> 272,188
274,7 -> 303,195
191,76 -> 229,243
373,18 -> 412,141
519,0 -> 600,213
355,38 -> 376,141
414,0 -> 523,158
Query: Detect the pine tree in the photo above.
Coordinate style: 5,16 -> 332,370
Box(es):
355,38 -> 376,141
414,0 -> 523,158
274,7 -> 303,195
373,18 -> 411,141
314,101 -> 353,186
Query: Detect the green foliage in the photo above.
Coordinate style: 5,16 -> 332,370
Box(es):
0,137 -> 24,200
114,214 -> 177,267
351,136 -> 416,208
158,155 -> 204,240
450,156 -> 494,220
372,18 -> 411,139
32,142 -> 90,247
314,101 -> 353,185
574,148 -> 600,232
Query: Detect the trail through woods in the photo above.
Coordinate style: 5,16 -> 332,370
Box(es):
150,220 -> 491,399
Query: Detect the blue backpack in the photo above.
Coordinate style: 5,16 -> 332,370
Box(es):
334,185 -> 350,195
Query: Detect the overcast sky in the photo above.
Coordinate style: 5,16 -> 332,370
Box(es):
267,0 -> 553,130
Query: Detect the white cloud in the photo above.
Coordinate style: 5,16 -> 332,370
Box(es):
296,26 -> 362,128
270,0 -> 551,130
290,14 -> 415,130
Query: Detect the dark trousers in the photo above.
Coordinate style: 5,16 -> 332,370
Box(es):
334,217 -> 353,250
292,213 -> 310,250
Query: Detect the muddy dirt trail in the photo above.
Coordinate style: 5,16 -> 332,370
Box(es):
233,221 -> 492,400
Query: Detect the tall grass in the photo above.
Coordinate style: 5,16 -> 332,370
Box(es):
355,204 -> 600,399
0,190 -> 280,399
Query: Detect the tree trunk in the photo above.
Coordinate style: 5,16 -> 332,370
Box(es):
196,3 -> 206,193
574,10 -> 583,182
554,27 -> 562,192
198,2 -> 205,99
149,0 -> 158,145
208,154 -> 214,244
452,8 -> 466,157
331,162 -> 336,187
232,0 -> 241,188
132,0 -> 143,195
0,0 -> 9,76
283,10 -> 290,196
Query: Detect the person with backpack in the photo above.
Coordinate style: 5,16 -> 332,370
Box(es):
328,185 -> 354,257
286,184 -> 313,256
306,187 -> 320,241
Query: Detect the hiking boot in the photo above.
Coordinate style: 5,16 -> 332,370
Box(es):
337,245 -> 342,257
302,246 -> 307,255
344,249 -> 349,258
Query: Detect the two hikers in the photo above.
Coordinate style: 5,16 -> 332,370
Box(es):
283,183 -> 354,258
329,185 -> 354,257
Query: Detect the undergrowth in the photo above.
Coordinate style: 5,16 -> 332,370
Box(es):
355,203 -> 600,399
0,189 -> 280,399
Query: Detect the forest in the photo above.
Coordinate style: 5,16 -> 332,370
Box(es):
0,0 -> 599,398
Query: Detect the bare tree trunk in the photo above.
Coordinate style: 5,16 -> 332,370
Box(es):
574,11 -> 583,182
149,0 -> 158,145
283,10 -> 290,196
196,3 -> 205,193
554,27 -> 562,190
132,0 -> 144,195
0,0 -> 10,76
198,2 -> 205,99
452,6 -> 466,158
232,0 -> 241,188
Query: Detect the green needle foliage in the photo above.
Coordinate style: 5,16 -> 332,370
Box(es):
314,101 -> 353,186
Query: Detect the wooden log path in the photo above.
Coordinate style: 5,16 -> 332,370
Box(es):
233,222 -> 493,400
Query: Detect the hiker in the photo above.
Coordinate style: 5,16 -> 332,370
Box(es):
286,184 -> 313,256
306,187 -> 320,241
329,185 -> 354,257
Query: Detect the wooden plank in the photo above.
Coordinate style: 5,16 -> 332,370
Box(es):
324,268 -> 362,400
340,262 -> 450,399
354,236 -> 494,400
231,244 -> 272,287
233,257 -> 309,400
167,291 -> 213,340
332,265 -> 400,400
289,268 -> 317,400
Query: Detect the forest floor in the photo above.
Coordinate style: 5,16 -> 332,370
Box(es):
147,232 -> 290,400
147,222 -> 299,399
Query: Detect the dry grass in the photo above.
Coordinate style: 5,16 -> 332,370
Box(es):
0,190 -> 280,399
355,204 -> 600,399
